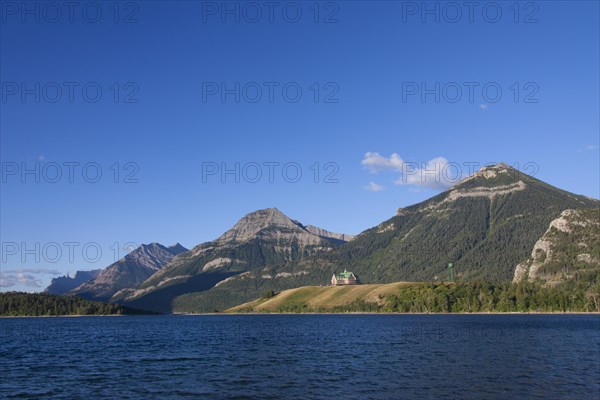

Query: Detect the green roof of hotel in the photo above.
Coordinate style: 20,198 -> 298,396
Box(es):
334,269 -> 355,279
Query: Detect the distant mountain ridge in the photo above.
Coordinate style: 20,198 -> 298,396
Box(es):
68,243 -> 187,302
44,269 -> 102,295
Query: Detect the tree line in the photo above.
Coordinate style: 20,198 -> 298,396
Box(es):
0,292 -> 156,316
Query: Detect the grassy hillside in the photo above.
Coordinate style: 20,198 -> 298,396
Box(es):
227,280 -> 600,313
170,262 -> 334,313
227,282 -> 412,312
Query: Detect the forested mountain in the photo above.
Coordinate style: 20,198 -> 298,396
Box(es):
514,208 -> 600,285
313,163 -> 599,282
119,208 -> 353,312
170,163 -> 599,312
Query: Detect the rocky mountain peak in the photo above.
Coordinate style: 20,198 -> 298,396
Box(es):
217,208 -> 301,242
216,208 -> 355,244
454,163 -> 519,186
486,162 -> 511,169
65,242 -> 189,302
124,242 -> 188,270
168,243 -> 187,253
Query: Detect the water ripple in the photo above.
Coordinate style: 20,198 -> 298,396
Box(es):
1,314 -> 599,399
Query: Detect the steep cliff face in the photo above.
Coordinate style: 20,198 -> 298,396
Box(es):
513,209 -> 600,284
68,243 -> 187,302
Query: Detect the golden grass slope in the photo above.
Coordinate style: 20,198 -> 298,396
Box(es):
227,282 -> 413,312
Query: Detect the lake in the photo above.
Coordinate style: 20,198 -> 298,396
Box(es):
1,314 -> 598,399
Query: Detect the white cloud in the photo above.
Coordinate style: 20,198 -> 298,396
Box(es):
393,156 -> 456,189
361,152 -> 404,173
0,269 -> 61,289
361,152 -> 461,190
364,181 -> 384,192
478,104 -> 489,110
586,144 -> 598,151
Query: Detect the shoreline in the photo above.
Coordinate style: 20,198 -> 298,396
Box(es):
176,311 -> 600,316
3,311 -> 599,318
0,314 -> 129,318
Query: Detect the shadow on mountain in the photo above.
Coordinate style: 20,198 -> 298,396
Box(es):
122,271 -> 240,314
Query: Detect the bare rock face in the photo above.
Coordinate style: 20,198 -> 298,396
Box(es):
215,207 -> 353,246
120,243 -> 186,272
217,208 -> 299,242
454,163 -> 514,186
513,209 -> 600,284
68,243 -> 188,302
304,225 -> 355,242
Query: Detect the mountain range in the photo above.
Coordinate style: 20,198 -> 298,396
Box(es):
42,163 -> 600,313
45,243 -> 187,302
166,163 -> 599,312
117,208 -> 354,312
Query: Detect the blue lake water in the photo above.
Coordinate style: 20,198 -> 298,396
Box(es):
1,314 -> 599,399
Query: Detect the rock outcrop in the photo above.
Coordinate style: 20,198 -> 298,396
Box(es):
513,209 -> 600,284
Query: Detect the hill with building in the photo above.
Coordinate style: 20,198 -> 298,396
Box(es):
226,280 -> 600,313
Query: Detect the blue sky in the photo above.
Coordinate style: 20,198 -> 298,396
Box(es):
1,1 -> 599,291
